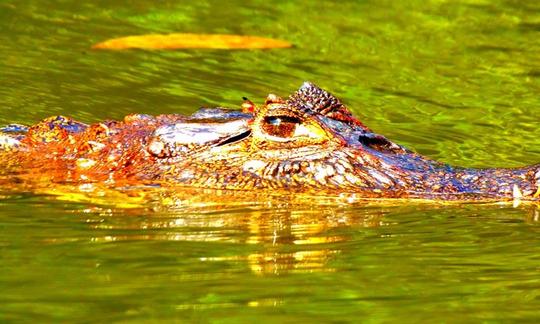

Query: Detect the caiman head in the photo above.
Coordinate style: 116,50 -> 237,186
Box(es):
3,82 -> 538,200
146,82 -> 540,199
147,82 -> 464,197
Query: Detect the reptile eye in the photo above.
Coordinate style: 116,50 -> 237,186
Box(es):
262,116 -> 301,138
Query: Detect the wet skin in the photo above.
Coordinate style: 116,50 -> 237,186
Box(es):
1,82 -> 539,201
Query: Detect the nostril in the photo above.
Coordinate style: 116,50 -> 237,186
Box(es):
358,133 -> 405,153
358,134 -> 388,147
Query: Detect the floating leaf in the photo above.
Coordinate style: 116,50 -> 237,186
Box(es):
92,33 -> 293,50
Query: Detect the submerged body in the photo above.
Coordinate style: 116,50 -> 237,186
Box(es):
1,82 -> 539,201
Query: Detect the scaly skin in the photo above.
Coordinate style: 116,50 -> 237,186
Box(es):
0,82 -> 539,201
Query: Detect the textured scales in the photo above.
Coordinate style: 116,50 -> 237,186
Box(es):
1,82 -> 539,201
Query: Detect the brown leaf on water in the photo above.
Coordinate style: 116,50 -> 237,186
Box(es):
92,33 -> 293,50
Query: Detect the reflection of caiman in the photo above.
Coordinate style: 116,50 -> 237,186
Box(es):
1,82 -> 539,201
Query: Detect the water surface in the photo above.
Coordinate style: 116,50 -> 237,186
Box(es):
1,0 -> 539,322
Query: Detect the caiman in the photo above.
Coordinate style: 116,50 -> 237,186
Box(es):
0,82 -> 539,201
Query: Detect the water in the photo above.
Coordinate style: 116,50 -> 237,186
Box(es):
1,0 -> 540,322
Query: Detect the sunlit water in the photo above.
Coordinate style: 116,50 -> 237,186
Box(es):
1,0 -> 539,322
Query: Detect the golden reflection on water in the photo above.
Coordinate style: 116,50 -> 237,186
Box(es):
80,204 -> 388,274
22,184 -> 394,274
9,182 -> 540,275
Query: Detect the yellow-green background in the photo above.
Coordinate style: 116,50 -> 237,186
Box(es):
1,0 -> 539,322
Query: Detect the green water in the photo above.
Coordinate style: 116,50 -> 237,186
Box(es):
1,0 -> 540,322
